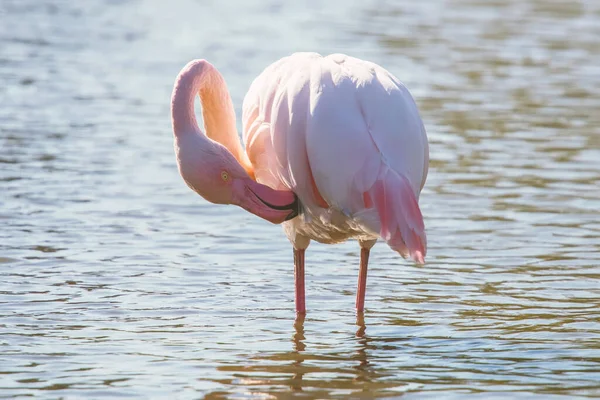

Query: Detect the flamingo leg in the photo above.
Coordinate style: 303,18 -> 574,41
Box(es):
294,248 -> 306,314
356,247 -> 370,313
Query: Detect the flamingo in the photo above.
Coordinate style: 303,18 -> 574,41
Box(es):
171,52 -> 429,315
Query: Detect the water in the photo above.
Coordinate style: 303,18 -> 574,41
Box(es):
1,0 -> 599,398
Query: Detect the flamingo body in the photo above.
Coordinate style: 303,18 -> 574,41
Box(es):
243,53 -> 429,261
171,52 -> 429,314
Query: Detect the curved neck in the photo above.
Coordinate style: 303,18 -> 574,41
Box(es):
171,60 -> 252,172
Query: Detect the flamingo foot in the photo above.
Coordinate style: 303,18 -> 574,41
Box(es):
294,248 -> 306,314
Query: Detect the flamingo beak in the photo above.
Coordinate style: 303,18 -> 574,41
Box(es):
233,178 -> 300,224
252,188 -> 300,222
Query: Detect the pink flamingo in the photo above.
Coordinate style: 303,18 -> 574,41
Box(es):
171,53 -> 429,315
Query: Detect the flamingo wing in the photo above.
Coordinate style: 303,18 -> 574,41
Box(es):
242,53 -> 429,262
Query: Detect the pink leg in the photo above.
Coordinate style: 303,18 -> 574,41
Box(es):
294,248 -> 306,314
355,247 -> 370,313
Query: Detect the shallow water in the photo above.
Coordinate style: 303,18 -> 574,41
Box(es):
1,0 -> 600,398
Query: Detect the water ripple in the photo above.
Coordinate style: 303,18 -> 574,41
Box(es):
1,0 -> 599,398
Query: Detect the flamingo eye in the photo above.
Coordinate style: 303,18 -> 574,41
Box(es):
221,171 -> 229,182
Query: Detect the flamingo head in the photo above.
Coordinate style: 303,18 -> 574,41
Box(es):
175,136 -> 299,224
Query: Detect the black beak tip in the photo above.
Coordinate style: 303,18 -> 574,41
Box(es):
250,188 -> 302,222
285,193 -> 301,221
285,209 -> 298,221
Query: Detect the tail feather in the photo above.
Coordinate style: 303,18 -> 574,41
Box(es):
364,166 -> 426,264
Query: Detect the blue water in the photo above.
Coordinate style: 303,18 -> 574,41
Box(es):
1,0 -> 600,398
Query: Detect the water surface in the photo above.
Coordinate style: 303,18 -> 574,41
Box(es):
1,0 -> 599,398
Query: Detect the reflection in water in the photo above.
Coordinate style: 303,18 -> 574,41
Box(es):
211,315 -> 398,398
290,314 -> 306,392
356,313 -> 367,339
353,313 -> 373,388
354,314 -> 368,372
289,315 -> 388,393
2,0 -> 600,398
